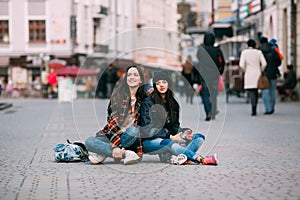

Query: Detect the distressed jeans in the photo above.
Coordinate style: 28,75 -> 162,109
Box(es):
142,133 -> 205,161
85,126 -> 140,156
85,135 -> 112,156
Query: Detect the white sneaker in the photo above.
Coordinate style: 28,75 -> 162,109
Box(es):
170,154 -> 188,165
88,153 -> 106,164
123,150 -> 140,165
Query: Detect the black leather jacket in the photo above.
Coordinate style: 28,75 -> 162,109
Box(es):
138,96 -> 180,139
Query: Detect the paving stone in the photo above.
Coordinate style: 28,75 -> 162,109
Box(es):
0,97 -> 299,200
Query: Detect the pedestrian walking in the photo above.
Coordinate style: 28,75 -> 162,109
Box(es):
85,66 -> 151,165
176,72 -> 185,97
139,71 -> 218,165
259,37 -> 282,114
103,64 -> 119,98
85,76 -> 93,98
5,79 -> 13,97
196,32 -> 225,120
239,39 -> 267,116
181,55 -> 199,104
47,68 -> 58,98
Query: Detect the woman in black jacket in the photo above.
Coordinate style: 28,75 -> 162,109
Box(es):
139,71 -> 218,165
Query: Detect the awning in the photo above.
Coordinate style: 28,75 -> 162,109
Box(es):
186,26 -> 210,35
216,16 -> 243,24
219,35 -> 249,45
211,23 -> 233,39
49,59 -> 67,65
49,62 -> 66,69
112,59 -> 135,70
55,66 -> 97,77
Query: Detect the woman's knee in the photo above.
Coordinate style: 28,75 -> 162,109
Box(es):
85,136 -> 97,150
193,133 -> 205,140
125,126 -> 140,137
84,136 -> 92,148
85,136 -> 93,145
160,138 -> 173,145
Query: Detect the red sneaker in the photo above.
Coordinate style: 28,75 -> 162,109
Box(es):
201,154 -> 218,165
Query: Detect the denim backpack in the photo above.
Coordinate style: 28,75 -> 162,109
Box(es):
53,139 -> 89,162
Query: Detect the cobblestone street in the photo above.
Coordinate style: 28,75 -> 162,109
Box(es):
0,95 -> 299,200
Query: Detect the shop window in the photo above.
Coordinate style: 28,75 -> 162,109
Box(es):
0,20 -> 9,43
29,20 -> 46,43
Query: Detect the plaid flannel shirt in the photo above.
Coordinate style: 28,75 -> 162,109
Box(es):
96,98 -> 141,149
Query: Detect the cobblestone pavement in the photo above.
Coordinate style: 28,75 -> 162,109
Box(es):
0,95 -> 299,200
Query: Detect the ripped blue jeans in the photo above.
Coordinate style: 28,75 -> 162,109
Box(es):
142,133 -> 205,161
85,126 -> 140,156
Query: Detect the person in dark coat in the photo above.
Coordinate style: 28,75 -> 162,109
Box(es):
104,64 -> 119,98
96,69 -> 107,98
196,32 -> 225,120
277,64 -> 297,101
259,37 -> 282,114
181,55 -> 200,104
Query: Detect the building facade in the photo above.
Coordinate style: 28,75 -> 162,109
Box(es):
0,0 -> 179,94
0,0 -> 74,90
134,0 -> 179,67
223,0 -> 299,78
276,0 -> 299,75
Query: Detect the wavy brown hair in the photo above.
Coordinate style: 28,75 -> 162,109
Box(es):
108,66 -> 146,117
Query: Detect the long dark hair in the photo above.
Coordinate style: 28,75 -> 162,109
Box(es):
151,82 -> 179,125
108,65 -> 146,117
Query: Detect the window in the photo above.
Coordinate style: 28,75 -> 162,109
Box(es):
0,20 -> 9,43
29,20 -> 46,43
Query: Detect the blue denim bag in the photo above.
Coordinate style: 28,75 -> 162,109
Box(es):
53,139 -> 89,162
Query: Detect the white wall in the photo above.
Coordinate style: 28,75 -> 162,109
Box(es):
134,0 -> 179,66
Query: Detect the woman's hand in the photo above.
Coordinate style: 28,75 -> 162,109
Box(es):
182,130 -> 193,141
185,133 -> 193,141
170,132 -> 184,143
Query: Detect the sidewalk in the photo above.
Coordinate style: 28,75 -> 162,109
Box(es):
0,95 -> 299,200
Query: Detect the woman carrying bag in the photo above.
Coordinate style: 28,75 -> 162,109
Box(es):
239,39 -> 267,116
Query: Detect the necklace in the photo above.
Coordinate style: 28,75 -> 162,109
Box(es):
131,98 -> 136,105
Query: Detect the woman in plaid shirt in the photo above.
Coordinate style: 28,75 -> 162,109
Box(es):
85,66 -> 152,165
